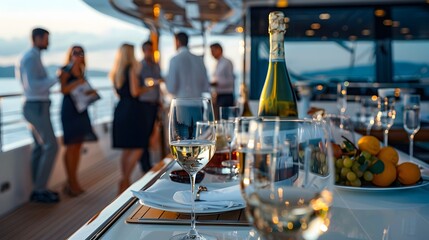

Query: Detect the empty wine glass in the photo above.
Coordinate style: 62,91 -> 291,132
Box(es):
360,96 -> 379,135
377,97 -> 396,146
241,118 -> 334,240
403,94 -> 421,161
169,98 -> 216,240
337,81 -> 348,116
324,114 -> 356,144
219,106 -> 240,178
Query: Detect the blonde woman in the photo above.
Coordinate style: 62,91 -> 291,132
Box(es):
58,45 -> 98,197
110,43 -> 153,193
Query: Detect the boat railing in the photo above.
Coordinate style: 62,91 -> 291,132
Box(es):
0,86 -> 116,152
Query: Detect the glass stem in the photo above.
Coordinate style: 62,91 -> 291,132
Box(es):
384,129 -> 389,146
190,173 -> 197,234
229,145 -> 233,179
366,122 -> 373,136
409,134 -> 414,161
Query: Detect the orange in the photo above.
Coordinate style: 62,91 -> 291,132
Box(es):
377,146 -> 399,165
372,160 -> 397,187
357,136 -> 381,156
396,162 -> 421,185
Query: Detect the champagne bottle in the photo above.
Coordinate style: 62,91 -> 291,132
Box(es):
240,83 -> 253,116
258,11 -> 298,118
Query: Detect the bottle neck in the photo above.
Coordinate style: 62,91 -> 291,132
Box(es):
269,32 -> 285,62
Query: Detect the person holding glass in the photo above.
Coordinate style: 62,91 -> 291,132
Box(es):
110,43 -> 154,194
58,45 -> 98,197
137,40 -> 163,174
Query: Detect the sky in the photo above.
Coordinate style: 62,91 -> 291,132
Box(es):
1,0 -> 428,78
0,0 -> 244,75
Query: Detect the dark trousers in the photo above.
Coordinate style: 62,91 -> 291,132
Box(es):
217,93 -> 234,107
139,102 -> 159,173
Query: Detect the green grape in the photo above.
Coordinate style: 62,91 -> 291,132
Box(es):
363,171 -> 374,181
351,178 -> 362,187
343,157 -> 353,168
346,171 -> 357,181
335,174 -> 339,183
352,161 -> 360,168
340,167 -> 351,178
351,164 -> 360,173
336,158 -> 344,168
356,170 -> 363,178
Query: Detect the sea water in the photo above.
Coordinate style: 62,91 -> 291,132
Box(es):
0,77 -> 115,149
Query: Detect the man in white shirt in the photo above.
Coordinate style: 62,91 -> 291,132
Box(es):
166,32 -> 210,98
15,28 -> 59,203
210,43 -> 235,111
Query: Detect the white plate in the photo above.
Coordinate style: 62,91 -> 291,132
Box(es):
139,199 -> 244,214
134,164 -> 245,214
137,180 -> 245,214
335,179 -> 429,192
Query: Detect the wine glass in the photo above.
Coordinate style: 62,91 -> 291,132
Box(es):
360,96 -> 378,135
241,118 -> 334,240
377,97 -> 396,146
403,94 -> 421,161
169,98 -> 216,240
337,82 -> 348,116
219,106 -> 240,178
324,114 -> 356,144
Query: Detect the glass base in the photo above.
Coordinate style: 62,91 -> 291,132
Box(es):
221,160 -> 239,181
170,231 -> 217,240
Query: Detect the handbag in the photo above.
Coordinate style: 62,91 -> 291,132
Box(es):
70,81 -> 101,113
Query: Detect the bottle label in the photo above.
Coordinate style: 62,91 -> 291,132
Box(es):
270,33 -> 285,61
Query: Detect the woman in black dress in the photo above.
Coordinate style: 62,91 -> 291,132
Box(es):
58,45 -> 98,196
110,43 -> 154,193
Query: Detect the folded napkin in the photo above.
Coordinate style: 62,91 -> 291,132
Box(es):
173,185 -> 244,206
132,179 -> 244,211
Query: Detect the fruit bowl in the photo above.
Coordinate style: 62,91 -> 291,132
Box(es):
333,135 -> 423,189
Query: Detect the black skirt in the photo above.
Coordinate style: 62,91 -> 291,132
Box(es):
112,99 -> 146,148
61,95 -> 98,145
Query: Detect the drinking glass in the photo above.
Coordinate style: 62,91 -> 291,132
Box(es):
324,114 -> 356,144
337,82 -> 348,116
219,106 -> 240,178
241,118 -> 335,240
403,94 -> 421,161
360,97 -> 379,135
203,121 -> 230,175
169,98 -> 216,240
377,97 -> 396,146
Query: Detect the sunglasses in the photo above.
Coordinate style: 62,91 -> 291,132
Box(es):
72,51 -> 84,57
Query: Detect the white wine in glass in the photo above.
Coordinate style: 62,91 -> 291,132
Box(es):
169,98 -> 216,240
403,94 -> 421,161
